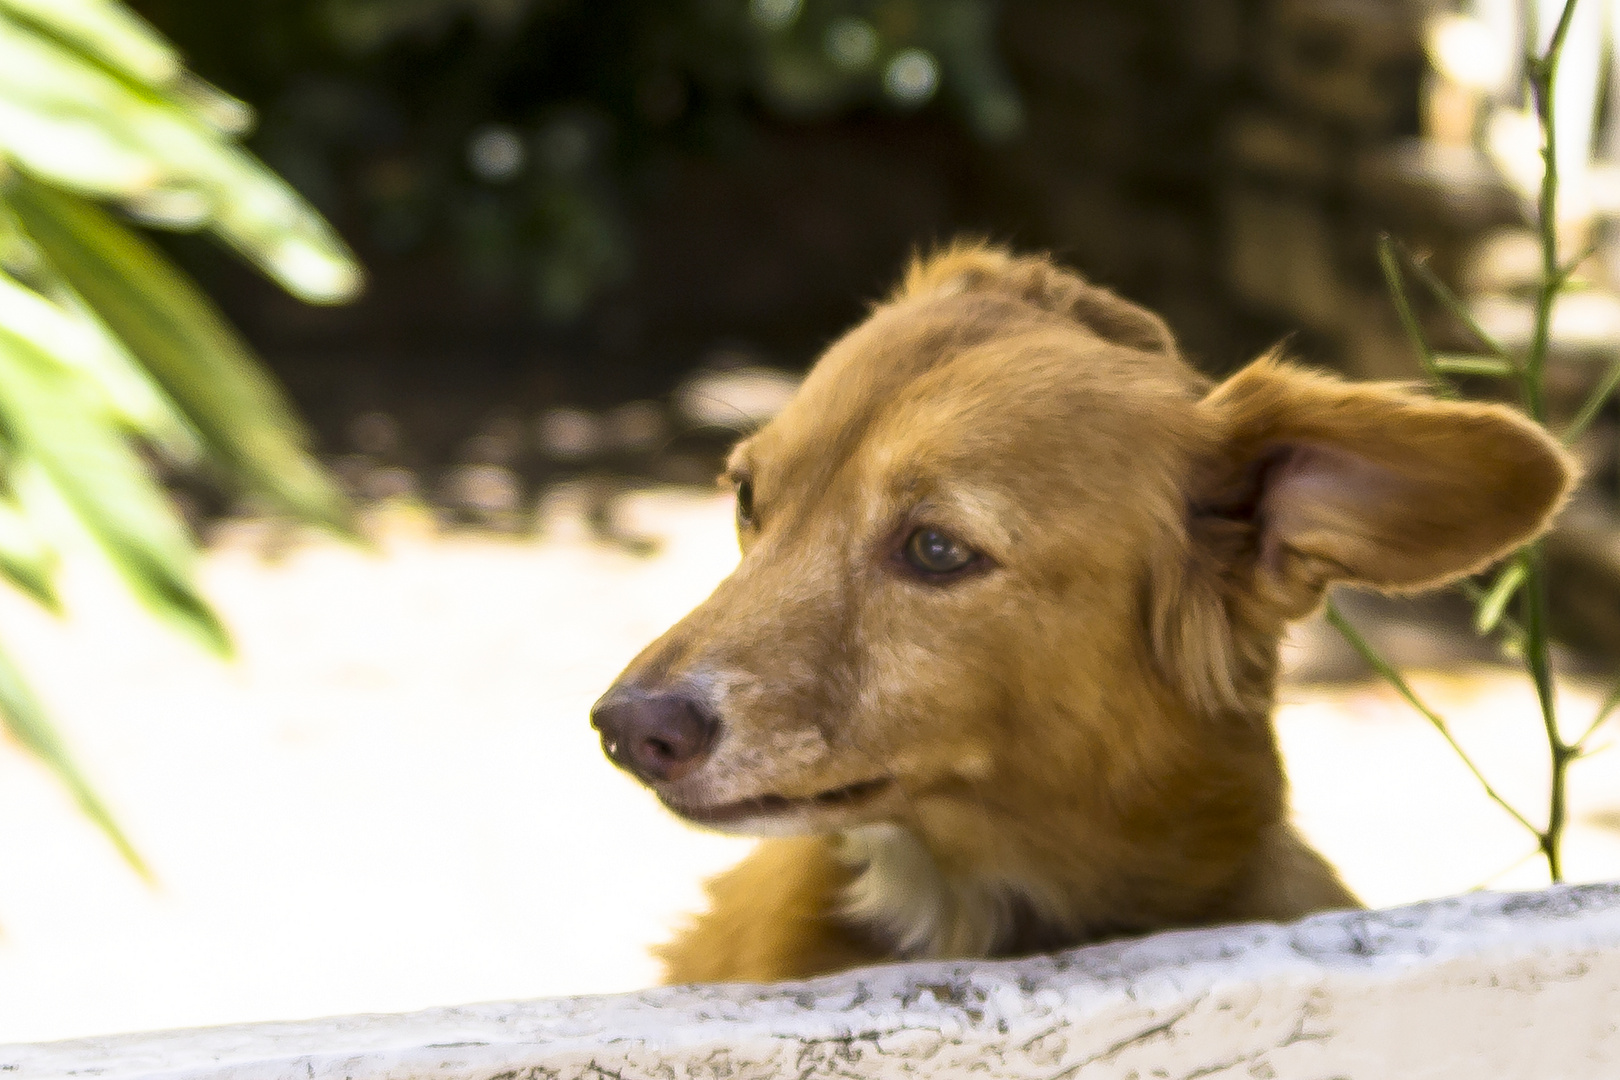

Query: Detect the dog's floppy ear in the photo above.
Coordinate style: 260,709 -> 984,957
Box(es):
1192,354 -> 1575,620
900,243 -> 1177,355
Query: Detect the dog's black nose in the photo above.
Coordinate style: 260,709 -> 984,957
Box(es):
590,688 -> 719,783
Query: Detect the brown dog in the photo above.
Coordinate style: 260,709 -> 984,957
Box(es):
592,243 -> 1574,984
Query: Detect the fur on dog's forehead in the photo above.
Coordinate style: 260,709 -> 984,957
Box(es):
735,286 -> 1209,512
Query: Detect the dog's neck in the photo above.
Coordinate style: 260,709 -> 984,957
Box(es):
834,823 -> 1077,960
829,649 -> 1299,962
832,816 -> 1320,962
832,718 -> 1294,961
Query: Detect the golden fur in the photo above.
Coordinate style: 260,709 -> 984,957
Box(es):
593,243 -> 1576,984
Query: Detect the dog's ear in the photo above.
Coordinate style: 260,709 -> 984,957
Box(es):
1153,353 -> 1574,718
899,243 -> 1177,355
1191,354 -> 1575,620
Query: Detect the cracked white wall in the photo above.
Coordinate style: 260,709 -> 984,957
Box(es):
4,882 -> 1618,1080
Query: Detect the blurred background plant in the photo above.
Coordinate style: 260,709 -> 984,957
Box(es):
1328,0 -> 1617,887
0,0 -> 361,870
126,0 -> 1251,528
128,0 -> 1020,325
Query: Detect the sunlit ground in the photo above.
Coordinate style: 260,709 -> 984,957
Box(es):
0,488 -> 1617,1044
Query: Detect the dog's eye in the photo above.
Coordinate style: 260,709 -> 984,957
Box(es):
903,527 -> 975,575
735,478 -> 755,529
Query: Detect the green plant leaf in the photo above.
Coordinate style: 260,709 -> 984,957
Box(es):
1433,354 -> 1517,378
5,177 -> 355,536
0,28 -> 159,195
0,0 -> 252,135
0,484 -> 59,611
0,0 -> 180,91
0,628 -> 148,876
0,16 -> 360,302
0,264 -> 199,458
0,322 -> 229,654
0,0 -> 370,889
1475,560 -> 1526,635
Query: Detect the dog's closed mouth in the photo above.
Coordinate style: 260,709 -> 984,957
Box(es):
670,777 -> 891,825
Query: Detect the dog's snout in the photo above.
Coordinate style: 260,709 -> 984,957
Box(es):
591,688 -> 719,783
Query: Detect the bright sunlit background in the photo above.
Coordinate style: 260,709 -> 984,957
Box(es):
2,490 -> 1619,1044
4,0 -> 1620,1046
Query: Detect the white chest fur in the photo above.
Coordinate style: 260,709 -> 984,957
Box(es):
835,823 -> 1026,960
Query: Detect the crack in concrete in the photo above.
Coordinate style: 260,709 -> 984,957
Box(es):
1043,996 -> 1205,1080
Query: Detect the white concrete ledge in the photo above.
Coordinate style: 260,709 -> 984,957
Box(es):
6,883 -> 1619,1080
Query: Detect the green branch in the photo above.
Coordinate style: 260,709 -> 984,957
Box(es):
1376,234 -> 1453,397
1515,0 -> 1585,882
1388,238 -> 1518,371
1574,678 -> 1620,753
1563,355 -> 1620,445
1342,0 -> 1588,886
1324,601 -> 1538,836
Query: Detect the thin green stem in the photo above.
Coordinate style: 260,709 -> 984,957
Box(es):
1556,239 -> 1600,287
1523,0 -> 1582,422
1514,0 -> 1583,883
1433,355 -> 1516,378
1518,548 -> 1560,728
1376,234 -> 1454,397
1519,544 -> 1569,881
1563,354 -> 1620,444
1574,677 -> 1620,752
1324,601 -> 1539,836
1392,240 -> 1518,370
1474,843 -> 1551,891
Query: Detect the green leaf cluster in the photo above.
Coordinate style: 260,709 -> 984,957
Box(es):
0,0 -> 361,870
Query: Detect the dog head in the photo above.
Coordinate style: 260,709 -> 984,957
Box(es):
592,245 -> 1573,869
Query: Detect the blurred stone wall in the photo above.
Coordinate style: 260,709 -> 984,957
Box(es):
1000,0 -> 1525,383
197,2 -> 1467,429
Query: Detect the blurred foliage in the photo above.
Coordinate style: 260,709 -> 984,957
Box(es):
0,0 -> 360,870
133,0 -> 1021,322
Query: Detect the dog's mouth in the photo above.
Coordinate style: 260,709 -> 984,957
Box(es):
666,777 -> 892,826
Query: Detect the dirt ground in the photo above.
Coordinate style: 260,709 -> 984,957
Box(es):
1,488 -> 1617,1045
